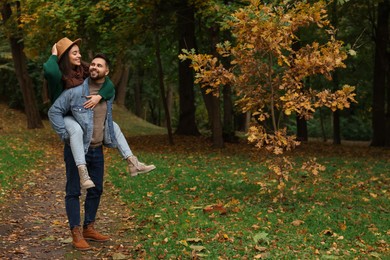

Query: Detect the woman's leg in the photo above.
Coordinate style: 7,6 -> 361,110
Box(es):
64,116 -> 95,189
112,121 -> 133,159
113,121 -> 156,176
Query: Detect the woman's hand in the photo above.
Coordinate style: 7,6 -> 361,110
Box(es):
83,95 -> 102,109
51,44 -> 58,56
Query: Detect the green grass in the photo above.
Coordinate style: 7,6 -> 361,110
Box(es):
1,103 -> 388,258
0,137 -> 45,192
107,150 -> 390,259
112,105 -> 166,136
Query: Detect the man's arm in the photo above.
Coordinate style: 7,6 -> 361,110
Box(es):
47,90 -> 72,142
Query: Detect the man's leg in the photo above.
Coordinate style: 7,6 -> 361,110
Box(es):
83,146 -> 109,241
64,145 -> 90,250
64,144 -> 82,229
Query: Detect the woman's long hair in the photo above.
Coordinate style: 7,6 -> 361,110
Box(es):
58,44 -> 77,76
58,44 -> 89,83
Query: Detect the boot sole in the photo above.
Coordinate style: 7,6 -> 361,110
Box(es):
84,237 -> 110,242
72,245 -> 91,251
131,166 -> 156,177
81,183 -> 95,189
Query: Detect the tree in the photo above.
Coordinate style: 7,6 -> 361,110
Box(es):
1,0 -> 42,129
175,0 -> 200,135
371,0 -> 389,146
153,3 -> 174,145
180,0 -> 356,199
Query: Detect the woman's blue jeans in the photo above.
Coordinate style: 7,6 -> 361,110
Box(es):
64,144 -> 104,230
64,116 -> 133,166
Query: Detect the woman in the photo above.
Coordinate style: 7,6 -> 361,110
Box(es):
44,37 -> 155,189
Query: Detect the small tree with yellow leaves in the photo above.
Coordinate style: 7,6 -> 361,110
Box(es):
179,0 -> 356,200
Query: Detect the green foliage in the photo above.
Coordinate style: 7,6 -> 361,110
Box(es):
0,0 -> 384,142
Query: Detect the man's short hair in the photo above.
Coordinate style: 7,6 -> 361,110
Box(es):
93,53 -> 110,67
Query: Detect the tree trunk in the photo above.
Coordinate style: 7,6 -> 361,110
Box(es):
330,0 -> 341,145
205,26 -> 224,148
116,65 -> 130,106
164,83 -> 174,128
154,10 -> 174,145
296,116 -> 308,142
134,64 -> 144,118
222,85 -> 237,143
1,1 -> 43,129
111,57 -> 123,86
332,110 -> 341,145
387,54 -> 390,146
332,72 -> 341,145
175,1 -> 200,135
371,0 -> 389,146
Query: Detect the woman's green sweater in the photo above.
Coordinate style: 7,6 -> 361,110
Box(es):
43,55 -> 115,103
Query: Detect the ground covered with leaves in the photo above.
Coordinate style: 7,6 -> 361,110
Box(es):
0,104 -> 389,259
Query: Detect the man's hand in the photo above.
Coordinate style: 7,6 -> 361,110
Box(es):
84,95 -> 102,109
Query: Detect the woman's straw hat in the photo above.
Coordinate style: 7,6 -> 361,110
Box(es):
56,37 -> 81,60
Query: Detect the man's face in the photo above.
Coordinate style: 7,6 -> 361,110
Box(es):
89,57 -> 109,81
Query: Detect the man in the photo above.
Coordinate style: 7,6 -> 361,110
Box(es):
48,54 -> 117,250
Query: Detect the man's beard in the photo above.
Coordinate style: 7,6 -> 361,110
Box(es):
89,69 -> 105,80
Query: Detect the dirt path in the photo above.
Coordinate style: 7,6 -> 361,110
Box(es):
0,154 -> 138,259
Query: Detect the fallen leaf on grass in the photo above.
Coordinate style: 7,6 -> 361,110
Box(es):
322,229 -> 333,236
203,204 -> 227,215
339,222 -> 347,231
41,236 -> 55,241
59,237 -> 73,244
189,245 -> 206,252
254,245 -> 267,252
186,238 -> 203,243
253,231 -> 269,245
291,220 -> 304,226
112,252 -> 128,260
254,252 -> 270,259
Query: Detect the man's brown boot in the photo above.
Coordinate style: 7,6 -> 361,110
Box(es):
83,222 -> 110,242
71,226 -> 90,250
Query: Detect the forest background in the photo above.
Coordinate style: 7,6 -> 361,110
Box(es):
0,0 -> 389,148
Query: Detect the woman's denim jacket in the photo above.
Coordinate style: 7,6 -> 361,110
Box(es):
48,78 -> 118,153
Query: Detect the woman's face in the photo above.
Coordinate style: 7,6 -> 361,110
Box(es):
68,45 -> 81,67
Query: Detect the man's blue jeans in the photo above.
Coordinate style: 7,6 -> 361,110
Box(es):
64,144 -> 104,230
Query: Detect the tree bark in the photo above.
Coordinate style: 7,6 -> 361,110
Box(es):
1,1 -> 43,129
332,72 -> 341,145
222,85 -> 237,143
330,0 -> 341,145
371,0 -> 389,146
296,116 -> 308,142
116,65 -> 130,106
387,54 -> 390,146
332,110 -> 341,145
154,9 -> 174,145
134,64 -> 144,118
175,1 -> 200,135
